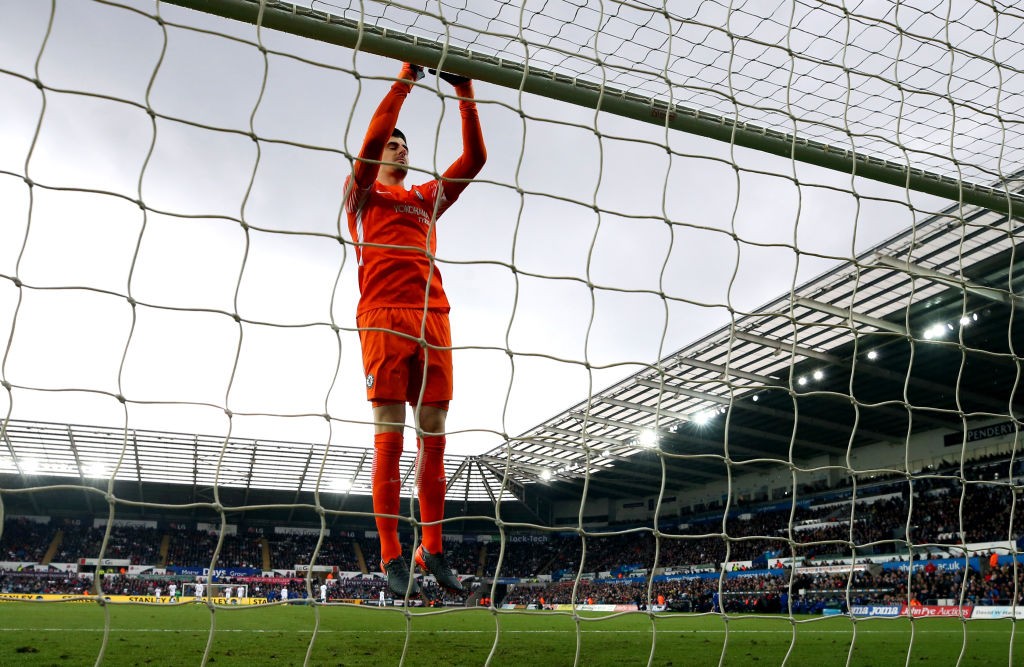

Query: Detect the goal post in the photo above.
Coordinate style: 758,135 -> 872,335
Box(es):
182,582 -> 248,601
160,0 -> 1024,217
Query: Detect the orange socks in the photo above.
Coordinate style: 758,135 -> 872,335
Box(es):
372,431 -> 404,563
374,432 -> 447,561
417,435 -> 447,554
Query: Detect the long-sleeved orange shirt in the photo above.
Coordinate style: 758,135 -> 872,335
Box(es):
345,67 -> 486,316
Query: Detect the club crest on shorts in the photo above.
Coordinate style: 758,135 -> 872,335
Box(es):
366,374 -> 374,388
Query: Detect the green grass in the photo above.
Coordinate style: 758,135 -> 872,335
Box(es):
0,602 -> 1021,666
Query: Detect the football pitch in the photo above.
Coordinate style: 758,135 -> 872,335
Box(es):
0,602 -> 1020,666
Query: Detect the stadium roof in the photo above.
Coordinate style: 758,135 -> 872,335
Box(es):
481,174 -> 1024,502
3,174 -> 1022,521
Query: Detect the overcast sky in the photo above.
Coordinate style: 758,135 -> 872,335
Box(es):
2,0 -> 990,462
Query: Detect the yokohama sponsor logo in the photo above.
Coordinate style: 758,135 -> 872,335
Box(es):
902,604 -> 974,618
394,204 -> 430,225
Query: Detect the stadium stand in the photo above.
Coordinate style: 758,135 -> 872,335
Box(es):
3,450 -> 1022,610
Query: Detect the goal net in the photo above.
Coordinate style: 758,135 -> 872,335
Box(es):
1,0 -> 1023,665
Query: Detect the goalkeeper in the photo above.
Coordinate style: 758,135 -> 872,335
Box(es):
344,61 -> 487,597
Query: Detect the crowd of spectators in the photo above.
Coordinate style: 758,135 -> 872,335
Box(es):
1,517 -> 52,562
483,472 -> 1024,580
499,559 -> 1024,612
56,522 -> 163,565
2,452 -> 1023,612
3,480 -> 1022,581
163,529 -> 264,569
266,534 -> 360,571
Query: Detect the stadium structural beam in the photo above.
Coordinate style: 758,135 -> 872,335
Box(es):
476,456 -> 553,488
679,356 -> 782,383
329,450 -> 371,527
541,427 -> 634,457
446,458 -> 471,501
635,379 -> 731,405
0,421 -> 27,480
732,330 -> 838,363
0,423 -> 44,513
191,435 -> 200,517
472,457 -> 526,498
673,358 -> 783,386
472,458 -> 550,524
239,444 -> 258,520
509,442 -> 671,489
130,431 -> 146,514
465,460 -> 496,505
285,447 -> 316,523
732,330 -> 1007,418
594,392 -> 818,459
161,0 -> 1024,217
479,449 -> 588,469
568,411 -> 662,435
65,425 -> 96,515
601,397 -> 691,423
566,408 -> 816,458
794,297 -> 909,336
639,377 -> 897,445
872,253 -> 1024,309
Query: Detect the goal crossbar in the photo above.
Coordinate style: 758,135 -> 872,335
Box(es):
160,0 -> 1022,218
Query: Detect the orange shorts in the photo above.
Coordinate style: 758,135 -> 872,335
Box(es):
356,307 -> 452,407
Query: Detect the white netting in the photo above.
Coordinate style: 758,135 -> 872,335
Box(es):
310,0 -> 1024,185
1,0 -> 1023,665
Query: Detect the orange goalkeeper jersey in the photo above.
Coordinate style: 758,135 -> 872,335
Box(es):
345,68 -> 486,316
346,177 -> 453,314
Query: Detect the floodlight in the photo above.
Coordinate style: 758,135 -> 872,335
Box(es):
637,429 -> 658,448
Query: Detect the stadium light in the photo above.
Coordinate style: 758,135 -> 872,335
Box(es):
693,411 -> 712,426
813,370 -> 824,380
797,376 -> 807,386
867,350 -> 879,360
20,459 -> 41,474
84,463 -> 107,479
637,429 -> 658,448
539,469 -> 553,481
331,479 -> 352,492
